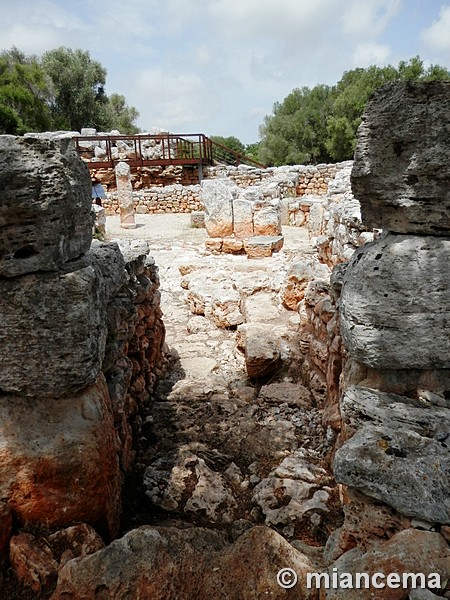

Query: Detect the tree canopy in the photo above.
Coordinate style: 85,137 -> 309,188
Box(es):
0,46 -> 140,135
259,57 -> 450,166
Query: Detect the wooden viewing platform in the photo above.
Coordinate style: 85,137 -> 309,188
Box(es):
74,132 -> 266,172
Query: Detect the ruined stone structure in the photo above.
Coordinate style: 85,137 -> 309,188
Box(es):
202,178 -> 284,257
3,82 -> 450,598
99,162 -> 350,216
297,81 -> 450,592
0,137 -> 166,557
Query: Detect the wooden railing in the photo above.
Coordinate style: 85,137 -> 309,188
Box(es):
74,133 -> 265,170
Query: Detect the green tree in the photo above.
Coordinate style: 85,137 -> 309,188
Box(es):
0,47 -> 52,134
42,47 -> 108,131
259,84 -> 333,166
210,135 -> 246,154
98,93 -> 140,134
259,56 -> 450,165
244,141 -> 261,161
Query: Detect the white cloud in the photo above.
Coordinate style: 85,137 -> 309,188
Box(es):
341,0 -> 401,38
352,42 -> 391,66
421,4 -> 450,52
134,69 -> 219,131
0,1 -> 90,54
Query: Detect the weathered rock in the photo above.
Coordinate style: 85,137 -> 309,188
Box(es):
0,375 -> 121,537
48,524 -> 105,562
237,323 -> 282,379
92,204 -> 106,236
202,179 -> 234,237
205,237 -> 223,252
10,532 -> 58,593
324,489 -> 410,562
351,81 -> 450,235
253,200 -> 282,236
0,261 -> 107,397
254,452 -> 336,534
339,386 -> 450,439
340,233 -> 450,369
208,288 -> 244,328
244,235 -> 284,258
242,290 -> 283,324
0,501 -> 12,560
282,259 -> 330,310
221,237 -> 244,253
115,161 -> 136,229
233,198 -> 254,238
334,424 -> 450,523
0,135 -> 93,277
259,381 -> 312,407
50,525 -> 319,599
144,450 -> 237,522
323,529 -> 450,599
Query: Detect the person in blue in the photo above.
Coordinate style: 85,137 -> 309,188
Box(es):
91,179 -> 106,206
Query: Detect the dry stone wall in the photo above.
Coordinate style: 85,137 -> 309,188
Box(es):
293,81 -> 450,585
0,136 -> 166,550
100,161 -> 351,216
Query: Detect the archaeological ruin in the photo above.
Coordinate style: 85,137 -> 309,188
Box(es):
0,81 -> 449,599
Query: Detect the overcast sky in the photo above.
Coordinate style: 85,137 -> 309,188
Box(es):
1,0 -> 449,143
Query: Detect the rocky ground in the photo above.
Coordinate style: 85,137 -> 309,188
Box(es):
107,214 -> 342,546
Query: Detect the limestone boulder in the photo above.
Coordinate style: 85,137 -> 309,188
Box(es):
0,375 -> 121,537
351,81 -> 450,235
10,532 -> 59,593
0,264 -> 103,396
244,235 -> 284,258
253,200 -> 282,236
323,529 -> 450,600
253,452 -> 336,537
237,323 -> 282,379
335,388 -> 450,526
207,288 -> 244,328
202,179 -> 234,237
0,135 -> 93,277
282,259 -> 330,310
340,233 -> 450,369
233,198 -> 254,238
50,525 -> 320,600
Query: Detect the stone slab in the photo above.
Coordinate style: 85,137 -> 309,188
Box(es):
0,136 -> 93,277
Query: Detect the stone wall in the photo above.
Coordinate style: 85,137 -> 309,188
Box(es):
0,136 -> 166,550
102,184 -> 202,215
295,82 -> 450,583
100,161 -> 352,216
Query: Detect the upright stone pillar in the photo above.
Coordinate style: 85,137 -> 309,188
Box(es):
115,161 -> 136,229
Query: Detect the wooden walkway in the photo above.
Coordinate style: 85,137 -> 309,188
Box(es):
75,133 -> 265,171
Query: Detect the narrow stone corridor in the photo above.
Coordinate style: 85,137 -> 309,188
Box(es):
109,214 -> 342,549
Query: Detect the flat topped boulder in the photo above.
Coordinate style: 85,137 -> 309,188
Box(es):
244,236 -> 284,258
351,81 -> 450,235
0,135 -> 93,277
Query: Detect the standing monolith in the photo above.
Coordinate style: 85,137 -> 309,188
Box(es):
115,161 -> 136,229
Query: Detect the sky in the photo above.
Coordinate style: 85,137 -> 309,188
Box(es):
1,0 -> 449,143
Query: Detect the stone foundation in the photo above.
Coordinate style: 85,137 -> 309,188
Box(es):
0,136 -> 167,548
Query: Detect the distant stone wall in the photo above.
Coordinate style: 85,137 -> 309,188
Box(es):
205,162 -> 350,196
101,161 -> 352,215
102,184 -> 202,215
